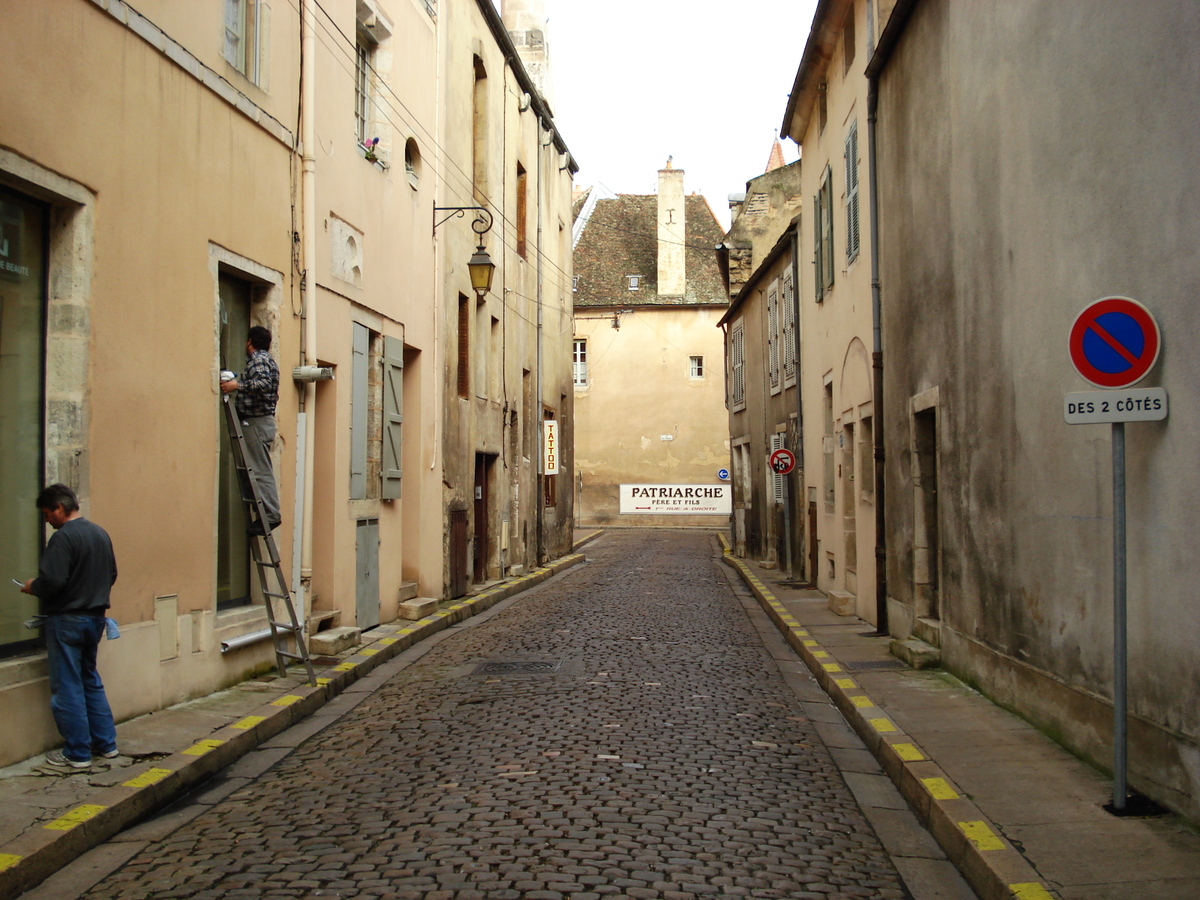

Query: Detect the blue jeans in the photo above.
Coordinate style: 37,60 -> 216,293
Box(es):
44,614 -> 117,763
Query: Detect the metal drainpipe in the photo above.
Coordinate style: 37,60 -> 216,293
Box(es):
293,0 -> 318,618
867,76 -> 888,635
790,225 -> 805,581
535,123 -> 545,565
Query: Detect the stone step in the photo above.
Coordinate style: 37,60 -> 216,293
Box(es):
889,636 -> 941,669
827,590 -> 856,616
308,625 -> 361,655
914,615 -> 942,648
398,581 -> 419,603
398,597 -> 439,620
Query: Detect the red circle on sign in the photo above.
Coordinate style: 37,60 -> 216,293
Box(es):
769,448 -> 796,475
1068,296 -> 1160,388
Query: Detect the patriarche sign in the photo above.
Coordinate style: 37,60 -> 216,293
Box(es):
1068,296 -> 1161,389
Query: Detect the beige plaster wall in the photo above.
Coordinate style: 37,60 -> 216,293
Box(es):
791,0 -> 878,622
575,307 -> 729,527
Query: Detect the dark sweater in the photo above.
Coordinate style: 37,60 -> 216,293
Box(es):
32,517 -> 118,615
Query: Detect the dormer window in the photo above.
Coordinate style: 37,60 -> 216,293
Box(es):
627,275 -> 641,291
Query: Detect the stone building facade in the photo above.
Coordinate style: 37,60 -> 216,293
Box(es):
573,164 -> 730,527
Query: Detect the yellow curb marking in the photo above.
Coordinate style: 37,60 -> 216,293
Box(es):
123,767 -> 173,788
822,663 -> 843,672
232,715 -> 266,730
849,695 -> 875,708
361,648 -> 379,656
812,651 -> 830,659
316,677 -> 331,686
803,640 -> 819,647
794,630 -> 809,636
182,739 -> 225,756
0,854 -> 22,873
378,637 -> 397,645
869,718 -> 897,733
923,777 -> 960,800
892,742 -> 926,761
398,628 -> 415,635
272,694 -> 302,707
1010,884 -> 1054,900
334,662 -> 356,672
834,677 -> 857,689
45,804 -> 107,831
959,820 -> 1005,850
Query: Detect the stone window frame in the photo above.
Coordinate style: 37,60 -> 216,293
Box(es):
0,149 -> 96,501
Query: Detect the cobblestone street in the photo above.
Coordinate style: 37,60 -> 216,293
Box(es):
81,532 -> 909,900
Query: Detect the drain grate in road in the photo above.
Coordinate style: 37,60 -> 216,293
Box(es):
844,659 -> 908,671
473,660 -> 563,676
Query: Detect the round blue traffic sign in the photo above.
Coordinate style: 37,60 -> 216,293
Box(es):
1068,297 -> 1161,389
717,468 -> 730,481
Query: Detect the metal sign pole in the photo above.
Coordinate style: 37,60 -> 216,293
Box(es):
1112,421 -> 1127,811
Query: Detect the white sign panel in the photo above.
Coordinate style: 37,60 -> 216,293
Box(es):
1064,388 -> 1168,424
619,484 -> 732,515
543,420 -> 559,474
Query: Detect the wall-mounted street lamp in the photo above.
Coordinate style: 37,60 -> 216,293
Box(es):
434,206 -> 495,299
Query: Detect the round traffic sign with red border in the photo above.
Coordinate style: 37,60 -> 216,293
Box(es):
1068,297 -> 1161,388
769,448 -> 796,475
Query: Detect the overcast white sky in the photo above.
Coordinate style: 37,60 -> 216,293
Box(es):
541,0 -> 819,230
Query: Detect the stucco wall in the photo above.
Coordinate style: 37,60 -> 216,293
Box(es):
876,0 -> 1200,818
574,307 -> 730,527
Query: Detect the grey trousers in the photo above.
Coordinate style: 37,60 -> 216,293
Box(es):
241,415 -> 281,524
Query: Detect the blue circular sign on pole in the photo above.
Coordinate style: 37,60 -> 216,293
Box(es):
717,468 -> 730,481
1069,297 -> 1161,389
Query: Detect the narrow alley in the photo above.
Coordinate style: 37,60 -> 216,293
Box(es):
65,531 -> 963,900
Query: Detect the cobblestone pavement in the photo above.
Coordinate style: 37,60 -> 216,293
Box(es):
82,532 -> 907,900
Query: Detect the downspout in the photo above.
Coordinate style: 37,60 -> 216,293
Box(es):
294,0 -> 318,614
867,76 -> 888,634
790,224 -> 805,581
535,121 -> 545,565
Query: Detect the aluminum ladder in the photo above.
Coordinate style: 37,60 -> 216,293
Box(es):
222,394 -> 316,685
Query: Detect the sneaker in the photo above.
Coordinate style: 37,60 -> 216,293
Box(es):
94,748 -> 120,760
44,750 -> 91,770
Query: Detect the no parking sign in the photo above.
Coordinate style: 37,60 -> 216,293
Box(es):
1064,297 -> 1167,424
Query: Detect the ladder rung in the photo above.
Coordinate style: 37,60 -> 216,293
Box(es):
267,620 -> 299,632
277,650 -> 308,661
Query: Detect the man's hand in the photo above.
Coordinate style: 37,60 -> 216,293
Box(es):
19,579 -> 34,594
220,378 -> 239,393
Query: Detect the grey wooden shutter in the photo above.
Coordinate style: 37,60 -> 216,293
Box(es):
382,335 -> 404,500
350,323 -> 369,499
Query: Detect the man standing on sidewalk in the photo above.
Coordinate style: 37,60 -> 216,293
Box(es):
221,324 -> 281,534
20,483 -> 119,771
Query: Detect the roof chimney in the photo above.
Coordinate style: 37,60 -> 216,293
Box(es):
657,159 -> 685,297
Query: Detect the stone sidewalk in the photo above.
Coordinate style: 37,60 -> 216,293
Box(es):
0,553 -> 588,900
719,541 -> 1200,900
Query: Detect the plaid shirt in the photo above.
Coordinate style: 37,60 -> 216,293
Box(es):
235,349 -> 279,418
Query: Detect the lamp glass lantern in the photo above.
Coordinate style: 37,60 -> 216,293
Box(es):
468,242 -> 495,299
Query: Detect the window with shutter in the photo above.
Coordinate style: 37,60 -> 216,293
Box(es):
730,321 -> 746,411
350,323 -> 370,500
781,268 -> 796,385
771,433 -> 786,504
767,283 -> 780,392
815,168 -> 835,301
382,336 -> 404,500
845,121 -> 860,263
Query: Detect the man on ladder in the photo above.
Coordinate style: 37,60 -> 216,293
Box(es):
221,325 -> 280,535
220,325 -> 314,684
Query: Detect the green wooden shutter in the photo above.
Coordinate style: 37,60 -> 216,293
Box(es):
350,323 -> 369,499
382,335 -> 404,500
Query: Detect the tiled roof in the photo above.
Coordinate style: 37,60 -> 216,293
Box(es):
573,194 -> 728,308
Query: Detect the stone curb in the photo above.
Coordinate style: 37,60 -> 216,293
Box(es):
0,553 -> 586,900
717,540 -> 1058,900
